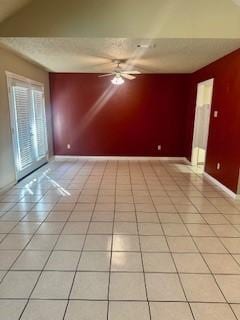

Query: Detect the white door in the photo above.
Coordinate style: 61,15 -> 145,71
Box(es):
7,73 -> 48,180
191,79 -> 214,168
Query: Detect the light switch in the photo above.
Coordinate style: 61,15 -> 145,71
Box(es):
214,111 -> 218,118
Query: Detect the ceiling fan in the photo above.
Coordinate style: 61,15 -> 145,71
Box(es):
98,60 -> 141,85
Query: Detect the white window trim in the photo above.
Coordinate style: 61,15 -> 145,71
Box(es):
5,71 -> 44,87
6,71 -> 49,181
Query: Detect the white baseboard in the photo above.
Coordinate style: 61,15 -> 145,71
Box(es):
203,172 -> 238,199
183,158 -> 192,165
0,180 -> 16,195
54,155 -> 188,161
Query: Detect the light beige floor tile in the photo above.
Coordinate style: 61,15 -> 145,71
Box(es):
167,237 -> 198,253
10,222 -> 41,234
173,253 -> 210,273
180,274 -> 225,302
191,303 -> 236,320
45,251 -> 80,270
0,300 -> 27,320
92,212 -> 114,222
0,234 -> 32,250
230,304 -> 240,319
215,275 -> 240,303
140,236 -> 169,252
0,270 -> 6,281
150,302 -> 194,320
221,238 -> 240,254
88,222 -> 113,234
0,271 -> 39,298
22,212 -> 49,222
233,254 -> 240,265
12,251 -> 50,270
65,301 -> 108,320
62,222 -> 89,234
84,235 -> 112,251
203,254 -> 240,274
0,250 -> 20,269
114,222 -> 138,235
155,204 -> 177,213
0,221 -> 17,233
138,223 -> 163,235
112,235 -> 140,251
46,213 -> 71,222
201,214 -> 230,225
70,272 -> 109,299
111,252 -> 143,271
180,214 -> 205,224
4,160 -> 240,319
145,273 -> 185,301
36,222 -> 65,234
225,215 -> 240,224
110,272 -> 146,300
114,212 -> 136,222
21,300 -> 67,320
137,212 -> 159,223
55,235 -> 85,250
69,212 -> 92,222
143,253 -> 176,272
186,224 -> 215,237
162,224 -> 189,236
26,235 -> 58,250
211,225 -> 240,237
158,213 -> 182,224
109,301 -> 150,320
31,271 -> 74,299
78,251 -> 111,271
194,237 -> 228,253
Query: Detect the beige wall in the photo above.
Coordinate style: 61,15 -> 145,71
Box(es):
0,46 -> 52,191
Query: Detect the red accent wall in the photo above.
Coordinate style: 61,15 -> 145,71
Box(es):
185,49 -> 240,193
50,74 -> 190,157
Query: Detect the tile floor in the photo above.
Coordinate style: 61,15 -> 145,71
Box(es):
0,159 -> 240,319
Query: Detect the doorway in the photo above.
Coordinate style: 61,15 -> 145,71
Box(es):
7,72 -> 48,181
191,79 -> 214,171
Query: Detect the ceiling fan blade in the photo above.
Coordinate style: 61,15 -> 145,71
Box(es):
121,74 -> 136,80
98,73 -> 114,77
122,70 -> 141,75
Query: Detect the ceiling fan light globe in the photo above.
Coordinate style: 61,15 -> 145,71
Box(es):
111,76 -> 124,85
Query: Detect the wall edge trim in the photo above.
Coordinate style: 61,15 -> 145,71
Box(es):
0,180 -> 16,195
203,172 -> 239,199
54,155 -> 188,161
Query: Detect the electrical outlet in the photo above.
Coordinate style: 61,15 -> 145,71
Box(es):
217,162 -> 221,170
157,145 -> 161,151
67,144 -> 71,149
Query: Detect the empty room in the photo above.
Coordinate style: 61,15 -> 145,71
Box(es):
0,0 -> 240,319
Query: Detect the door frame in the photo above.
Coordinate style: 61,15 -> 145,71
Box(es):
191,78 -> 214,168
6,71 -> 49,181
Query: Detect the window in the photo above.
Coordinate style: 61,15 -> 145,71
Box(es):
7,72 -> 48,180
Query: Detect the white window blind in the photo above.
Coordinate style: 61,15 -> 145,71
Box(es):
12,83 -> 34,171
32,87 -> 48,160
7,73 -> 48,180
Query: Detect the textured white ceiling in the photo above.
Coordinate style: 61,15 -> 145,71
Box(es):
0,0 -> 31,22
0,37 -> 240,73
